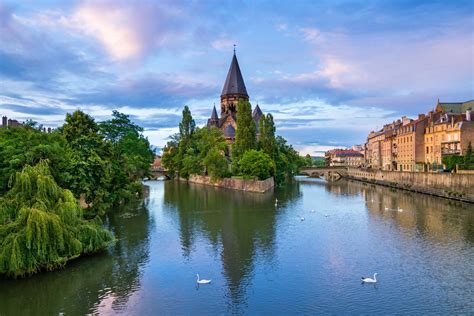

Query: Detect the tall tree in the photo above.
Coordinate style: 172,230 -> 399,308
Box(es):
60,110 -> 112,215
465,141 -> 473,164
259,114 -> 276,159
179,106 -> 195,141
232,101 -> 256,161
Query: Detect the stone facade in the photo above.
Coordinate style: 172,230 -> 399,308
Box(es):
364,99 -> 474,172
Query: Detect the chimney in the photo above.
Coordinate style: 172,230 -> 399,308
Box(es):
2,116 -> 6,127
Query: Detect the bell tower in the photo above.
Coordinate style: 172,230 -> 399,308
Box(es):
220,49 -> 249,116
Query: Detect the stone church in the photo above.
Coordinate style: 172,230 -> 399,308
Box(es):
207,52 -> 263,142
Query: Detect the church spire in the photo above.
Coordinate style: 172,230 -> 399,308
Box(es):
211,104 -> 218,119
221,52 -> 248,97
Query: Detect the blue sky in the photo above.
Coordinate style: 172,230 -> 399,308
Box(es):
1,0 -> 473,155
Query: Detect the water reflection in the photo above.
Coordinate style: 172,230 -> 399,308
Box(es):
301,177 -> 473,245
0,198 -> 152,315
163,181 -> 288,310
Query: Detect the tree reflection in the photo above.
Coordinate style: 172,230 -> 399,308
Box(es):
163,181 -> 300,311
0,198 -> 152,315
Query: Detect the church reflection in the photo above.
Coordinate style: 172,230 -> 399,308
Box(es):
163,181 -> 301,310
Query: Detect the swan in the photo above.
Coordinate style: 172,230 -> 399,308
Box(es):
384,207 -> 389,211
275,198 -> 278,207
361,273 -> 377,283
397,207 -> 403,212
310,209 -> 315,213
196,274 -> 211,284
298,215 -> 305,221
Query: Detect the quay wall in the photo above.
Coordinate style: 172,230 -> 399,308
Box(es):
345,168 -> 474,203
186,175 -> 274,193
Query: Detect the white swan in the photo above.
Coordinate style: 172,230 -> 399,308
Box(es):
384,207 -> 389,211
361,273 -> 377,283
275,198 -> 278,207
310,209 -> 315,213
397,207 -> 403,212
196,274 -> 211,284
298,215 -> 305,221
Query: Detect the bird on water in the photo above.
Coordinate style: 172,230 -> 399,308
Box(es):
361,273 -> 378,283
196,274 -> 211,284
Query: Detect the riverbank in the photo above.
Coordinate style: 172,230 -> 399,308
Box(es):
184,175 -> 274,193
345,168 -> 474,203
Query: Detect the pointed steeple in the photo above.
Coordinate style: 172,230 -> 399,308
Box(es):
221,53 -> 248,97
252,104 -> 263,120
211,104 -> 218,119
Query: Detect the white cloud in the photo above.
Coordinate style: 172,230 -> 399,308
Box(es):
299,27 -> 321,43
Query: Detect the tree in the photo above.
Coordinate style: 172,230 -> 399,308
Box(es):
232,101 -> 256,161
179,106 -> 195,141
204,148 -> 229,180
61,110 -> 112,215
304,154 -> 313,167
0,126 -> 73,194
259,114 -> 276,159
0,161 -> 114,277
465,141 -> 473,164
237,150 -> 275,180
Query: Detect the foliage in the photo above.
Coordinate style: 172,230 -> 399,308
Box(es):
0,161 -> 114,277
232,101 -> 256,162
0,126 -> 73,194
60,111 -> 113,215
258,114 -> 277,159
162,107 -> 229,180
99,111 -> 154,205
303,154 -> 313,167
442,155 -> 464,170
163,105 -> 302,185
465,142 -> 473,164
237,150 -> 275,180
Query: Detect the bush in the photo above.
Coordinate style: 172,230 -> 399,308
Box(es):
237,150 -> 275,180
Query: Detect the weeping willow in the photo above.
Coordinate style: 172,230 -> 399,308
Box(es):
0,160 -> 114,277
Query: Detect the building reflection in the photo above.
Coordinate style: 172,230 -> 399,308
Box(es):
316,179 -> 474,244
163,181 -> 301,311
0,198 -> 152,315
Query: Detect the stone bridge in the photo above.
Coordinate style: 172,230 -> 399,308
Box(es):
150,166 -> 170,180
298,166 -> 348,181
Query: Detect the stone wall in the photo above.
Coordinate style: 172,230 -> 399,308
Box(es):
346,168 -> 474,203
186,175 -> 274,193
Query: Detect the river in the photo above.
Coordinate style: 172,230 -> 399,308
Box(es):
0,177 -> 473,314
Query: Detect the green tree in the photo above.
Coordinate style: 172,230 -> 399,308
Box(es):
0,161 -> 113,277
238,149 -> 275,180
232,101 -> 256,162
258,114 -> 276,159
179,106 -> 195,141
304,154 -> 313,166
465,141 -> 473,164
0,126 -> 73,194
204,148 -> 229,180
61,110 -> 112,215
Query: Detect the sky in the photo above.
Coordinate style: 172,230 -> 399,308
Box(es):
0,0 -> 473,156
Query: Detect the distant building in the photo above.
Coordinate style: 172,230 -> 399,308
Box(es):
363,98 -> 473,172
325,149 -> 364,167
1,116 -> 22,128
207,51 -> 263,142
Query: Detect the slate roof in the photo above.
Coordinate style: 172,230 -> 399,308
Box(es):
224,124 -> 235,138
436,100 -> 474,113
221,54 -> 248,97
211,105 -> 218,119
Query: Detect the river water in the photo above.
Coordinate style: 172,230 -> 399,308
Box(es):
1,178 -> 473,315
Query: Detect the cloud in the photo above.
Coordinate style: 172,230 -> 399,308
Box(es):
299,27 -> 321,43
211,39 -> 236,51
